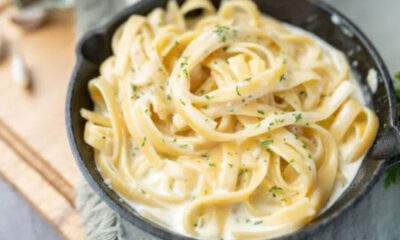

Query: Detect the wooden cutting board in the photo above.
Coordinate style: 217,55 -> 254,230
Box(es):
0,6 -> 84,240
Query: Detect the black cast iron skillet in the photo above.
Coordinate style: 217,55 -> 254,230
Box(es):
66,0 -> 400,239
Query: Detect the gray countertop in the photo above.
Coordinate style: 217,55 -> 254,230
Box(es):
0,0 -> 399,239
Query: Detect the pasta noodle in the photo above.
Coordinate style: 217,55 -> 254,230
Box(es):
81,0 -> 378,239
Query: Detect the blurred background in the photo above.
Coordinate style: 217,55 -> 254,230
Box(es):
0,0 -> 398,240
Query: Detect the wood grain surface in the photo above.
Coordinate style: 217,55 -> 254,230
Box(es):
0,7 -> 84,240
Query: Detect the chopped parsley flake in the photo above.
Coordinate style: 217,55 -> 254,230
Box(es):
299,91 -> 307,97
205,95 -> 211,100
201,154 -> 210,160
228,163 -> 233,168
141,137 -> 147,147
208,163 -> 216,167
244,77 -> 252,82
235,86 -> 241,96
131,83 -> 137,92
280,74 -> 286,82
254,220 -> 263,225
102,136 -> 106,140
268,186 -> 283,197
214,26 -> 230,42
257,109 -> 265,115
294,113 -> 302,122
179,99 -> 186,106
261,140 -> 274,146
140,189 -> 146,194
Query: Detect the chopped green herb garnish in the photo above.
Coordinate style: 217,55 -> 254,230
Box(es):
299,91 -> 307,97
280,74 -> 286,82
179,144 -> 188,148
244,77 -> 252,82
261,140 -> 274,146
289,159 -> 295,164
294,113 -> 302,122
254,220 -> 263,225
202,105 -> 209,109
228,163 -> 233,168
179,99 -> 186,106
268,186 -> 283,197
131,83 -> 137,92
102,136 -> 106,140
208,163 -> 216,167
214,25 -> 230,42
141,189 -> 146,194
235,86 -> 241,96
205,95 -> 211,100
257,109 -> 265,115
141,137 -> 147,147
201,154 -> 210,160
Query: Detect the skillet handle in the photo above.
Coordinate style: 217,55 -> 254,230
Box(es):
369,125 -> 400,161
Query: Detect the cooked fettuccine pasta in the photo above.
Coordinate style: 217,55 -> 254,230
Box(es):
81,0 -> 378,239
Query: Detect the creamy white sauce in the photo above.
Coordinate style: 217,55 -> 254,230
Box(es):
114,23 -> 371,240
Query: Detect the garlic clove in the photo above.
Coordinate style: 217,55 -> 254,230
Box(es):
11,52 -> 31,89
11,8 -> 48,30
